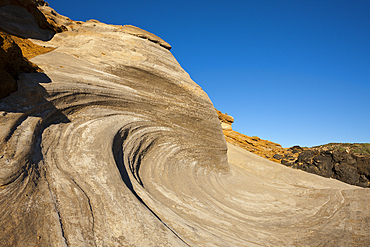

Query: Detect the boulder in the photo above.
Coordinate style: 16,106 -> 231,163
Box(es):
273,153 -> 282,160
334,162 -> 360,185
312,152 -> 334,178
216,109 -> 234,130
281,154 -> 297,166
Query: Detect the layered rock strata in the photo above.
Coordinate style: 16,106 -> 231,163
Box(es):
1,2 -> 370,246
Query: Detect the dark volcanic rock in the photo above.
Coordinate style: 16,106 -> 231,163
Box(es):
312,152 -> 334,178
297,150 -> 316,164
290,145 -> 304,154
282,148 -> 370,188
273,154 -> 282,160
334,162 -> 360,185
355,155 -> 370,177
281,154 -> 296,166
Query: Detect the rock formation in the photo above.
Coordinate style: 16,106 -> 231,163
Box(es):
0,30 -> 42,99
217,110 -> 370,188
281,144 -> 370,188
121,25 -> 172,50
1,2 -> 370,246
217,110 -> 289,163
216,109 -> 234,131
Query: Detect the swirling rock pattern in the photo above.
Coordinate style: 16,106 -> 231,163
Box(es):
1,5 -> 370,246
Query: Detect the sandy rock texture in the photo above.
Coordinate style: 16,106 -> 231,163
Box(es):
1,2 -> 370,246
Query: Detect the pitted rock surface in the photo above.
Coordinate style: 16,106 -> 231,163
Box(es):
1,2 -> 370,246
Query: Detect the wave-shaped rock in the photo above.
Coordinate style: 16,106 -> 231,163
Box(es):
1,2 -> 370,246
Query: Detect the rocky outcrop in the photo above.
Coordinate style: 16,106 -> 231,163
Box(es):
0,3 -> 225,246
281,145 -> 370,188
217,109 -> 289,162
0,0 -> 66,40
216,109 -> 234,130
38,4 -> 172,50
217,110 -> 370,188
121,25 -> 172,50
1,2 -> 370,246
0,0 -> 59,99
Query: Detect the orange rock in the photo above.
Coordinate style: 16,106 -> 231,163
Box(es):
216,109 -> 234,131
121,25 -> 172,50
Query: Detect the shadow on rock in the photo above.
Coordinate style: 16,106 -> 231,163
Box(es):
0,72 -> 70,125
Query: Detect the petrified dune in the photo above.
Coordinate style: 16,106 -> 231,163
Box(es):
1,2 -> 370,246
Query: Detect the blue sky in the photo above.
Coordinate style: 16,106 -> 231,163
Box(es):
47,0 -> 370,147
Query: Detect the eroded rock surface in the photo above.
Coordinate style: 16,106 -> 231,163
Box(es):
1,2 -> 370,246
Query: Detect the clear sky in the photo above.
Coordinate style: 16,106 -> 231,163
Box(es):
47,0 -> 370,147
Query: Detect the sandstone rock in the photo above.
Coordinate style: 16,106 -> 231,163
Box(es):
7,31 -> 55,59
1,2 -> 370,246
0,5 -> 53,40
216,109 -> 289,162
0,30 -> 40,99
215,110 -> 370,189
0,69 -> 16,99
121,24 -> 172,50
216,109 -> 234,130
0,0 -> 66,33
0,0 -> 60,100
